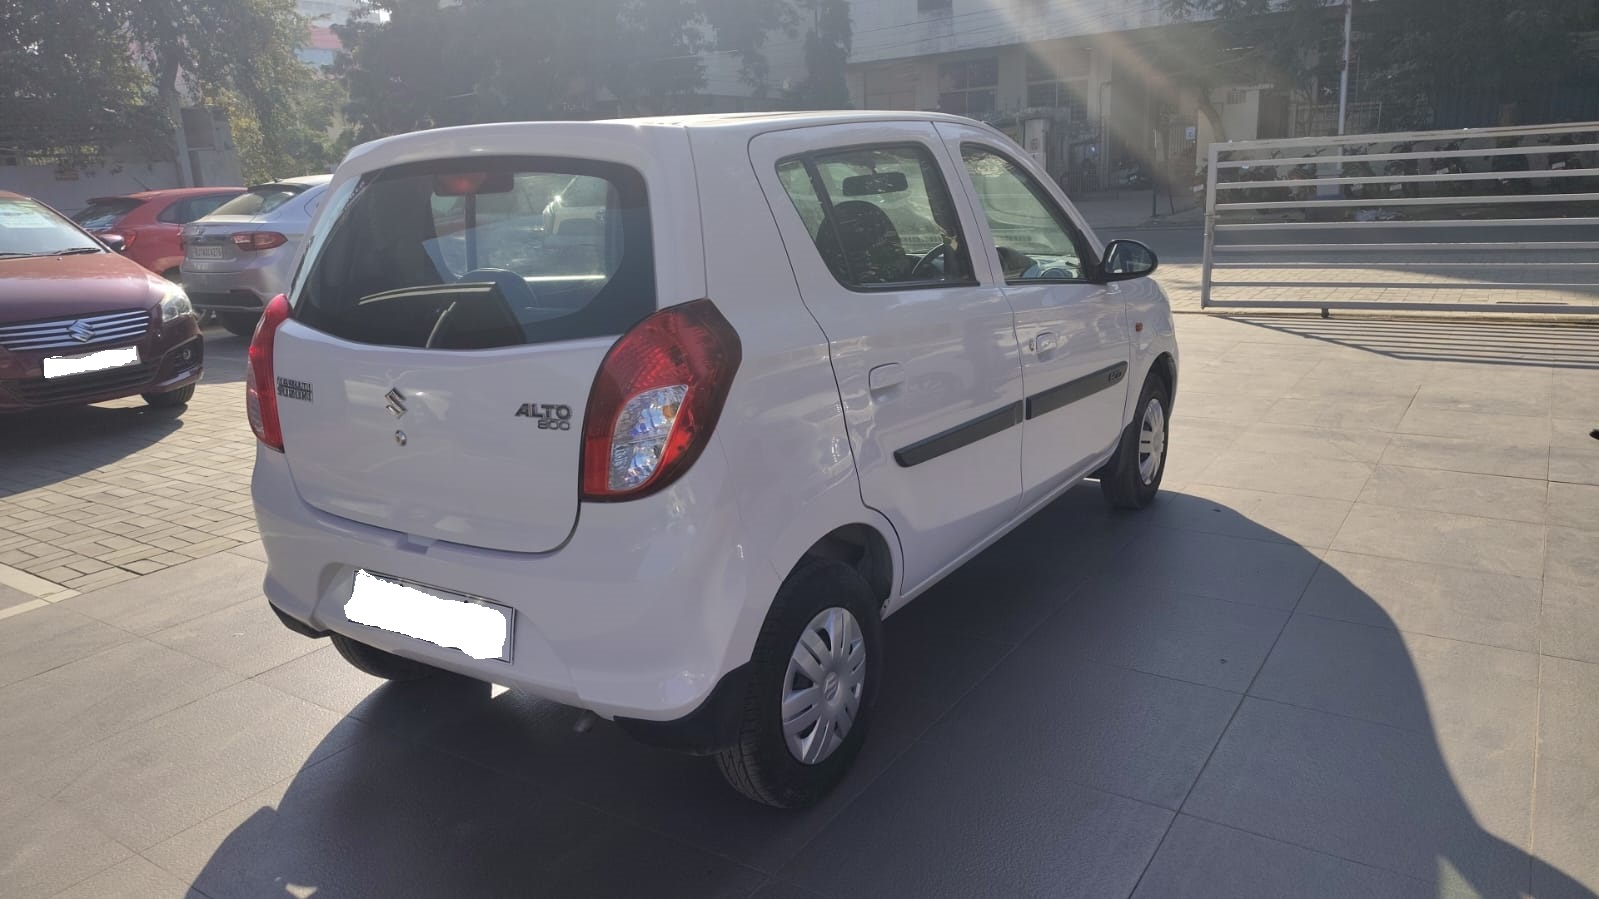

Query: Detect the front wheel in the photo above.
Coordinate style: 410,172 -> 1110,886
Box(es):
1100,373 -> 1170,509
715,561 -> 882,808
143,384 -> 195,408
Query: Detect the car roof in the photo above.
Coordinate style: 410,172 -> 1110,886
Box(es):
608,110 -> 978,130
86,187 -> 247,204
337,111 -> 1003,178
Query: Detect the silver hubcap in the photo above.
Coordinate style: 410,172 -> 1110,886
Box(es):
1138,397 -> 1166,486
782,607 -> 866,765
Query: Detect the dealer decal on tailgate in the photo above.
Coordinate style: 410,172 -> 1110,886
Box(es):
276,377 -> 313,402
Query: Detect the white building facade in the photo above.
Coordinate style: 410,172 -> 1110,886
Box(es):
844,0 -> 1283,191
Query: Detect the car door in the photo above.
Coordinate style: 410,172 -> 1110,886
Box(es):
936,122 -> 1132,506
749,123 -> 1025,594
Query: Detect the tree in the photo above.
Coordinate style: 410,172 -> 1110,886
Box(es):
123,0 -> 317,184
334,0 -> 854,139
787,0 -> 852,109
1163,0 -> 1598,130
0,0 -> 167,166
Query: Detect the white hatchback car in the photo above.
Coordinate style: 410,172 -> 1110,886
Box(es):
249,112 -> 1179,808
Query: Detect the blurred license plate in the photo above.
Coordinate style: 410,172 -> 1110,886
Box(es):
344,570 -> 512,662
42,346 -> 139,379
188,245 -> 227,259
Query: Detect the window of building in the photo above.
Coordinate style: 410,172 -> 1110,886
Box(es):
863,64 -> 917,111
1024,46 -> 1090,121
918,0 -> 952,12
938,58 -> 999,118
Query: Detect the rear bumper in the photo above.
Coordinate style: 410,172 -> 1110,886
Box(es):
0,324 -> 204,413
252,442 -> 773,725
179,266 -> 280,311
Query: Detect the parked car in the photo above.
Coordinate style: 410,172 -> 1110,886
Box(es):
180,175 -> 333,336
539,174 -> 610,240
249,113 -> 1178,808
0,191 -> 202,414
71,187 -> 245,281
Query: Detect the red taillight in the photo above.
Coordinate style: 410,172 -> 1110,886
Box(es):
246,294 -> 292,452
231,231 -> 288,251
581,299 -> 741,501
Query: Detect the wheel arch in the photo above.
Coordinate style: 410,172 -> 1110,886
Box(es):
784,523 -> 896,611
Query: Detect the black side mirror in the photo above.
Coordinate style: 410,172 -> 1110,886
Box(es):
100,233 -> 127,252
1098,239 -> 1158,282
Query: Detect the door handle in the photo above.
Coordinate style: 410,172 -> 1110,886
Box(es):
1031,331 -> 1059,359
868,362 -> 905,394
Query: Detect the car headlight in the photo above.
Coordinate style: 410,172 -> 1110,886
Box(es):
160,289 -> 194,323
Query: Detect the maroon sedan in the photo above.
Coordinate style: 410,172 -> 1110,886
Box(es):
0,191 -> 203,414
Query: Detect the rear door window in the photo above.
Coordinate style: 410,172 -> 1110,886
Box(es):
775,144 -> 974,289
72,199 -> 142,230
294,157 -> 654,350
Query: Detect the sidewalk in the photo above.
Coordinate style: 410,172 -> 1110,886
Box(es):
1070,188 -> 1203,231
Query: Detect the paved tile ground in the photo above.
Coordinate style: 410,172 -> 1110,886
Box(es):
2,315 -> 1598,898
0,330 -> 255,596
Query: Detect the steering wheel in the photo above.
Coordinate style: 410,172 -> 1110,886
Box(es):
910,244 -> 950,279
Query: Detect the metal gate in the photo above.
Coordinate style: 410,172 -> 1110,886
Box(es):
1199,121 -> 1599,315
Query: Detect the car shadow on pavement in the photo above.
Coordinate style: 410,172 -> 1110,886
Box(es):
185,485 -> 1597,899
0,404 -> 184,484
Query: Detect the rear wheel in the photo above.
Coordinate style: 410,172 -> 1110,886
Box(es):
143,384 -> 195,408
716,561 -> 882,808
217,311 -> 259,338
1100,373 -> 1170,510
331,633 -> 438,682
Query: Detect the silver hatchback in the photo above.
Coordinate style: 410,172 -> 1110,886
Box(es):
180,175 -> 332,336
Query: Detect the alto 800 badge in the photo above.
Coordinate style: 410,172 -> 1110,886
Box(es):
515,403 -> 572,430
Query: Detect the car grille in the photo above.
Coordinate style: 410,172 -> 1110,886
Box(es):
0,309 -> 151,352
5,360 -> 158,405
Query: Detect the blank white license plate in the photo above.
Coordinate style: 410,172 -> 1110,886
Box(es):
42,346 -> 139,379
344,570 -> 512,662
188,245 -> 228,259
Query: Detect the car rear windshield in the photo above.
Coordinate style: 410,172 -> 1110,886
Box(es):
210,184 -> 307,217
293,156 -> 654,350
72,198 -> 143,230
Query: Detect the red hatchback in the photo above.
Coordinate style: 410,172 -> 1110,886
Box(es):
73,187 -> 244,280
1,192 -> 203,413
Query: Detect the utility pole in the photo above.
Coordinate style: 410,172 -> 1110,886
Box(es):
1337,0 -> 1353,135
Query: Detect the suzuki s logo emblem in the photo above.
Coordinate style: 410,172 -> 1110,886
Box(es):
68,321 -> 96,343
384,388 -> 407,418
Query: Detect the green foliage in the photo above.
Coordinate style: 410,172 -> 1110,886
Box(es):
788,0 -> 852,109
2,0 -> 353,176
1164,0 -> 1597,124
0,0 -> 167,163
334,0 -> 854,138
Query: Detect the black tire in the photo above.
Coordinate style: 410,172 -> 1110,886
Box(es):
1100,372 -> 1171,510
143,384 -> 195,408
217,311 -> 259,338
330,632 -> 438,682
715,560 -> 883,808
